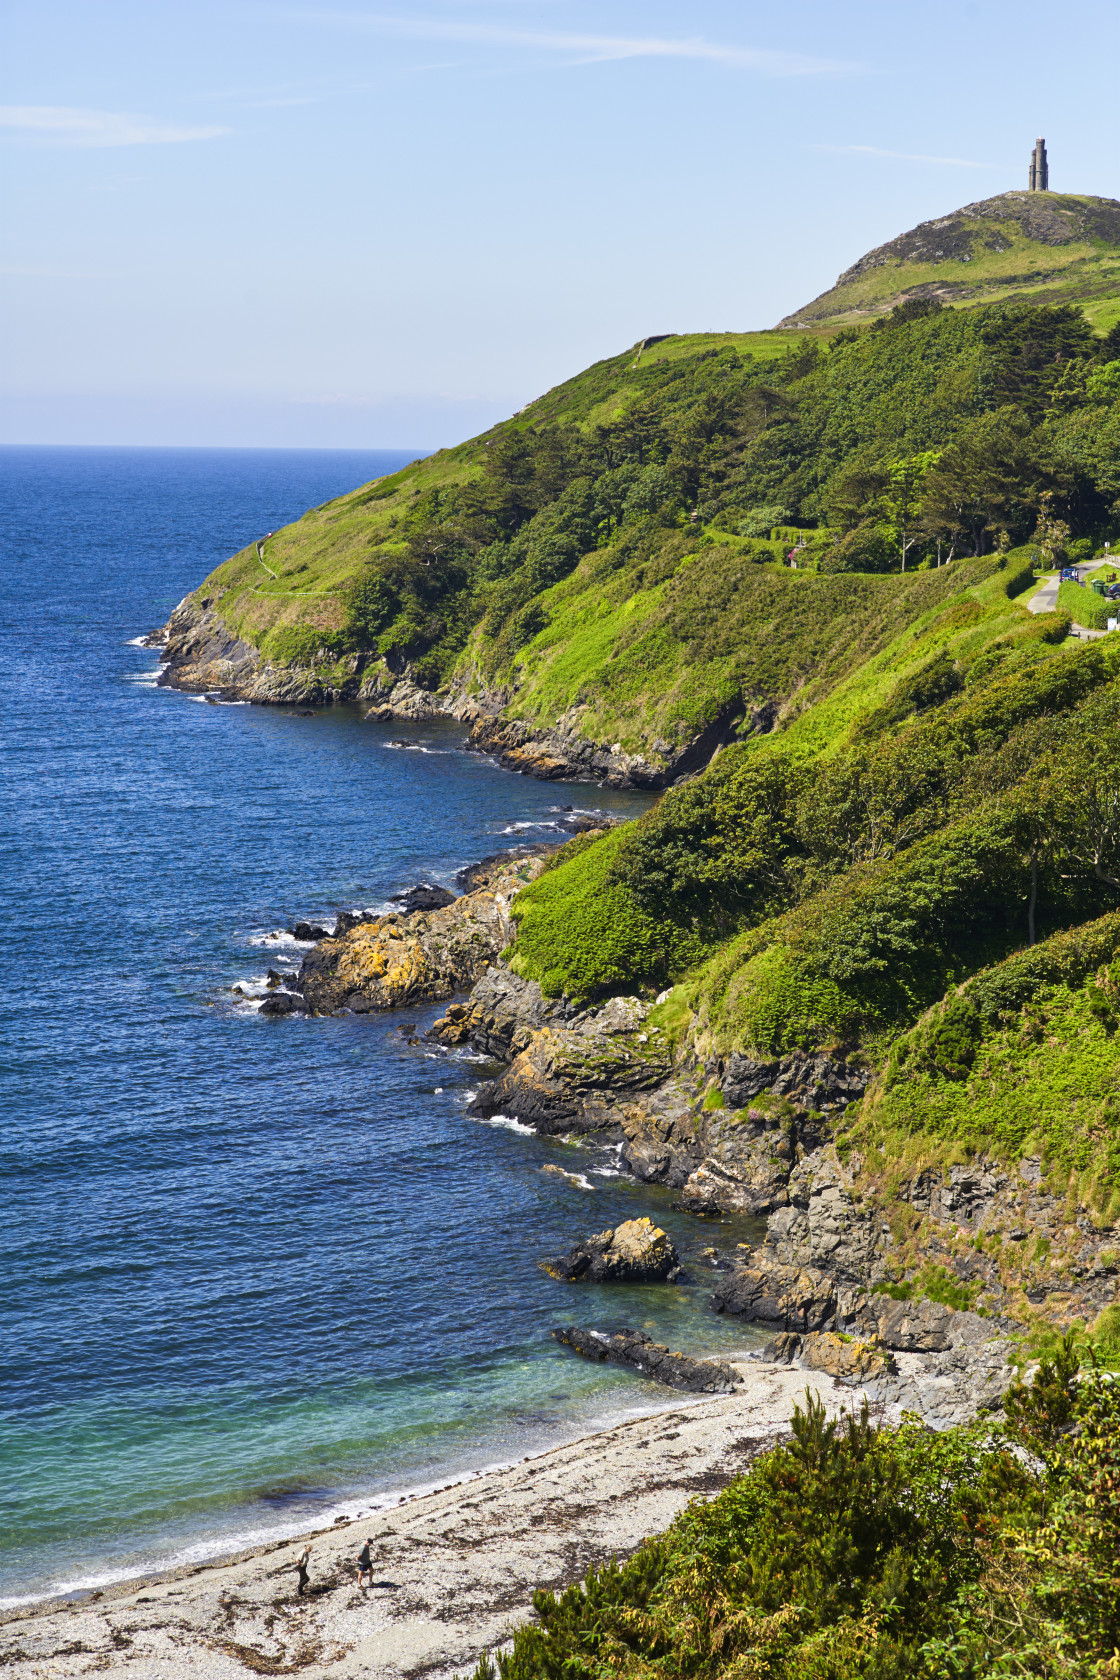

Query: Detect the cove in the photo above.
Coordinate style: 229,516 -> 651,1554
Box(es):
0,448 -> 763,1607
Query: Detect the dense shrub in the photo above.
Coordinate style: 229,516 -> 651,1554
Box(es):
1057,577 -> 1113,629
508,827 -> 707,1002
475,1352 -> 1120,1680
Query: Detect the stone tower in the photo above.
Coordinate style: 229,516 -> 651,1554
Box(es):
1028,137 -> 1049,191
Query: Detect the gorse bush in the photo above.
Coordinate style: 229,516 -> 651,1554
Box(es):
475,1350 -> 1120,1680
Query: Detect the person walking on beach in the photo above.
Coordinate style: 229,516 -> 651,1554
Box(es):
293,1544 -> 312,1596
356,1538 -> 373,1590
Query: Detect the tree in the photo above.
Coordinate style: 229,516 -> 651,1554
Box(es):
1033,490 -> 1071,568
918,408 -> 1046,555
885,451 -> 940,570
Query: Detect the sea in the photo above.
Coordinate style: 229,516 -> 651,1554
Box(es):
0,446 -> 765,1609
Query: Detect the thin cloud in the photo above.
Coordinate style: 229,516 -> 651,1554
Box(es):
815,144 -> 990,168
0,263 -> 115,278
0,107 -> 229,147
305,12 -> 860,76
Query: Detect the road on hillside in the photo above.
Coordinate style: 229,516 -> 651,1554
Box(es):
1027,558 -> 1117,639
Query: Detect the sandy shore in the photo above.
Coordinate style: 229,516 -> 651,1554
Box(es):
0,1362 -> 876,1679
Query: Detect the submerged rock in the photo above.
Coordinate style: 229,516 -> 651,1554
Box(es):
551,1326 -> 741,1393
542,1217 -> 683,1284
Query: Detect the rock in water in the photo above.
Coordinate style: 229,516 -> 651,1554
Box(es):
551,1327 -> 741,1393
389,883 -> 456,913
542,1217 -> 683,1283
289,921 -> 330,942
258,992 -> 309,1016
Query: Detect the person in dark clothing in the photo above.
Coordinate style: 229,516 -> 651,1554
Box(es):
293,1545 -> 311,1596
357,1539 -> 373,1590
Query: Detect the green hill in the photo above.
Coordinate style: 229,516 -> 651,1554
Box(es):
162,197 -> 1120,1665
778,191 -> 1120,332
160,194 -> 1120,1173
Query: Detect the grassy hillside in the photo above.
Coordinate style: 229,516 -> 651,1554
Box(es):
780,191 -> 1120,329
174,276 -> 1120,764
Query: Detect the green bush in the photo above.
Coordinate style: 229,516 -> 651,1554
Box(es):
1056,578 -> 1112,629
819,522 -> 895,574
475,1356 -> 1120,1680
508,827 -> 707,1001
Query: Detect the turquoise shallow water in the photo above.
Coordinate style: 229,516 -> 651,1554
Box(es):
0,447 -> 765,1607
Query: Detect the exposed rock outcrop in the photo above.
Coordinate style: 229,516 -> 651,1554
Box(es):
551,1326 -> 741,1392
468,996 -> 673,1135
296,855 -> 546,1015
462,699 -> 747,790
542,1218 -> 683,1284
390,883 -> 456,913
156,597 -> 367,703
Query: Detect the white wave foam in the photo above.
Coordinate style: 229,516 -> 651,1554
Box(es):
483,1113 -> 535,1134
249,932 -> 315,949
542,1168 -> 594,1189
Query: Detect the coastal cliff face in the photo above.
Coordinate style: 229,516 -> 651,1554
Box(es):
426,957 -> 1119,1351
152,597 -> 748,790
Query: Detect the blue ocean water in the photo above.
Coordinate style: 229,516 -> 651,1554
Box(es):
0,447 -> 764,1607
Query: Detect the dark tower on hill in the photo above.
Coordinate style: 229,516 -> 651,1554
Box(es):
1028,137 -> 1049,191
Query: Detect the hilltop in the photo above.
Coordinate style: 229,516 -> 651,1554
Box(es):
779,190 -> 1120,331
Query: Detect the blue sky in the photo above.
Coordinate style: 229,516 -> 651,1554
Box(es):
3,0 -> 1118,447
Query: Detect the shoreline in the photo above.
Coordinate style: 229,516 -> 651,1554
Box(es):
0,1361 -> 871,1679
0,1357 -> 765,1617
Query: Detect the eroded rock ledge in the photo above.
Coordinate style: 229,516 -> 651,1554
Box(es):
551,1327 -> 742,1393
293,854 -> 546,1015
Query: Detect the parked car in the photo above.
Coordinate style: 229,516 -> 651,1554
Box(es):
1106,583 -> 1120,601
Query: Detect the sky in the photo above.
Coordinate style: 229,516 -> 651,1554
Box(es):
3,0 -> 1119,448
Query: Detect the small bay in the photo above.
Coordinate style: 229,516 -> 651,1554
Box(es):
0,447 -> 763,1607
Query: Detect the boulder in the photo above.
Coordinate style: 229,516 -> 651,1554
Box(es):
542,1217 -> 683,1284
796,1331 -> 895,1383
390,883 -> 456,913
258,992 -> 309,1016
551,1327 -> 741,1393
711,1257 -> 836,1332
